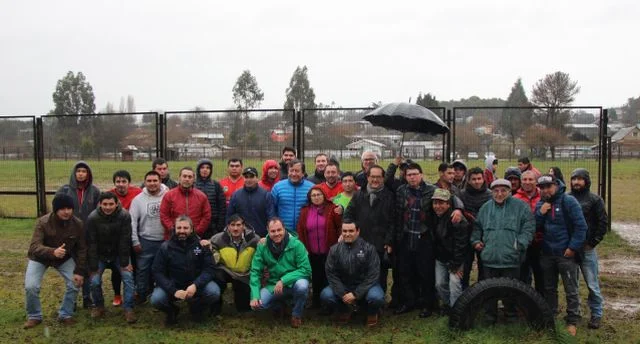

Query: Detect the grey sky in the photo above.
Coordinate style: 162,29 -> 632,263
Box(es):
0,0 -> 638,115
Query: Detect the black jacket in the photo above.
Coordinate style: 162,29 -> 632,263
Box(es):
195,159 -> 226,236
325,237 -> 380,300
56,161 -> 100,224
355,170 -> 367,188
343,187 -> 396,252
307,169 -> 325,185
152,232 -> 215,296
430,207 -> 468,271
569,168 -> 608,248
86,205 -> 132,272
384,163 -> 406,192
460,183 -> 492,218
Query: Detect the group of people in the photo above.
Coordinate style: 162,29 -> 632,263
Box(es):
23,149 -> 607,336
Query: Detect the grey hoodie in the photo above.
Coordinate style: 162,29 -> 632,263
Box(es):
130,183 -> 169,246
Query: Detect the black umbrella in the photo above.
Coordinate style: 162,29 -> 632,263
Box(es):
363,102 -> 449,153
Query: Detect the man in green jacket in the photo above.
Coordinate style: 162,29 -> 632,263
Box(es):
249,217 -> 311,328
470,178 -> 534,323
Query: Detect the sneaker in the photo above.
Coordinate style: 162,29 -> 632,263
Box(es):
112,295 -> 122,307
567,324 -> 577,336
366,314 -> 379,327
58,317 -> 77,326
588,316 -> 602,329
91,306 -> 106,319
125,310 -> 137,324
23,319 -> 42,329
290,316 -> 302,328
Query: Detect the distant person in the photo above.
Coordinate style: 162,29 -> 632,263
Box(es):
435,162 -> 461,197
279,146 -> 297,179
451,159 -> 468,189
307,153 -> 328,184
195,158 -> 226,237
504,167 -> 522,196
23,194 -> 86,329
549,166 -> 565,185
220,158 -> 245,205
160,167 -> 211,240
483,155 -> 498,186
259,159 -> 280,192
355,151 -> 378,188
317,162 -> 343,200
517,157 -> 542,179
226,167 -> 275,237
271,159 -> 314,233
332,172 -> 357,214
150,158 -> 178,189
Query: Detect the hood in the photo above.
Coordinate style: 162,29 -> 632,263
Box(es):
570,168 -> 591,190
143,183 -> 169,197
452,159 -> 467,172
549,180 -> 567,200
306,184 -> 331,205
69,160 -> 93,187
196,158 -> 213,181
484,155 -> 496,170
261,160 -> 280,183
504,167 -> 522,179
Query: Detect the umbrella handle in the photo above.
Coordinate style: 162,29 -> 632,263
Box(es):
400,132 -> 405,157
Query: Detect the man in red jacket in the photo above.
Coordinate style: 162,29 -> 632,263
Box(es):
513,170 -> 543,294
160,167 -> 211,239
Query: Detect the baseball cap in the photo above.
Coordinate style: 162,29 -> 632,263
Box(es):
537,174 -> 556,187
242,167 -> 258,177
431,188 -> 451,201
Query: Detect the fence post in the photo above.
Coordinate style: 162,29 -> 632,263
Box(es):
445,109 -> 452,162
607,135 -> 612,232
296,110 -> 303,160
35,117 -> 47,217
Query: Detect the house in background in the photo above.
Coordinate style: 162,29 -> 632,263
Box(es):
346,139 -> 386,157
611,124 -> 640,157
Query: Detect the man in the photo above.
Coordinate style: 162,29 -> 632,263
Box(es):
279,146 -> 297,179
271,159 -> 314,233
470,179 -> 534,324
202,214 -> 260,313
220,158 -> 245,204
483,155 -> 498,186
459,167 -> 492,289
435,162 -> 461,197
151,215 -> 221,325
504,167 -> 522,195
307,153 -> 328,184
321,221 -> 384,327
332,172 -> 356,214
250,218 -> 311,328
24,194 -> 86,329
517,157 -> 541,179
513,170 -> 544,293
344,165 -> 395,297
384,157 -> 411,192
430,189 -> 468,311
355,151 -> 378,188
86,192 -> 136,323
151,157 -> 178,189
130,171 -> 169,301
56,161 -> 100,308
259,159 -> 280,192
318,162 -> 343,200
451,160 -> 467,189
195,158 -> 226,237
569,168 -> 608,330
160,167 -> 211,240
226,167 -> 275,237
536,174 -> 587,336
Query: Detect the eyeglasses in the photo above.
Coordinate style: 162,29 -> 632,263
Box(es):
310,194 -> 324,198
368,175 -> 383,179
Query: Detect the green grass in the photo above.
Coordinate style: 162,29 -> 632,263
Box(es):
2,219 -> 640,343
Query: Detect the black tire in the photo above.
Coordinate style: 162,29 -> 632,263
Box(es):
448,277 -> 555,331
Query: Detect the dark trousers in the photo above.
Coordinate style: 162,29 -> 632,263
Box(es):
397,236 -> 435,309
309,253 -> 328,307
462,248 -> 484,289
482,266 -> 520,321
377,251 -> 390,293
520,246 -> 544,295
219,276 -> 251,312
540,254 -> 581,325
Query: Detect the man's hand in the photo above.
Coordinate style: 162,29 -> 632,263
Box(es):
259,237 -> 267,245
474,242 -> 484,252
250,299 -> 262,310
53,243 -> 66,259
564,248 -> 575,258
133,244 -> 142,254
73,274 -> 84,287
342,292 -> 356,305
274,280 -> 284,295
384,245 -> 392,254
454,267 -> 464,279
199,240 -> 211,248
451,209 -> 463,224
334,206 -> 344,215
185,284 -> 197,298
174,290 -> 187,300
122,264 -> 134,273
540,202 -> 552,215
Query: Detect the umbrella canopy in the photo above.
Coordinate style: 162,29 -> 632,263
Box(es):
362,102 -> 449,135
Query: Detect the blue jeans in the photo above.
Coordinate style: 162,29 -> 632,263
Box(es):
580,248 -> 604,318
435,260 -> 463,307
90,258 -> 135,311
256,279 -> 309,318
135,238 -> 163,298
150,281 -> 221,314
320,284 -> 385,315
25,259 -> 78,320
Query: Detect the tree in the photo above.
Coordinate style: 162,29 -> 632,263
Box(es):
499,78 -> 533,157
284,66 -> 317,130
416,92 -> 440,107
522,126 -> 566,159
621,96 -> 640,125
232,70 -> 264,110
126,95 -> 136,113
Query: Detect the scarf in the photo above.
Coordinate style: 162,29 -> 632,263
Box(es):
268,231 -> 290,260
366,184 -> 384,207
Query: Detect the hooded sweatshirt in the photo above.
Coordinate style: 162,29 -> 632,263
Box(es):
483,155 -> 497,186
259,160 -> 280,192
195,159 -> 226,235
56,161 -> 101,224
568,168 -> 608,248
130,184 -> 169,246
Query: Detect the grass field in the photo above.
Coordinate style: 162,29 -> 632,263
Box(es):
1,218 -> 639,343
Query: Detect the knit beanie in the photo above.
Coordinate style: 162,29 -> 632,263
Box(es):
52,194 -> 74,212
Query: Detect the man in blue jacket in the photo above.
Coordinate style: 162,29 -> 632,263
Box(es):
535,174 -> 587,337
226,167 -> 275,237
270,160 -> 313,233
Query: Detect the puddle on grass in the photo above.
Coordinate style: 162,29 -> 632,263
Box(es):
606,298 -> 640,315
600,258 -> 640,275
612,222 -> 640,248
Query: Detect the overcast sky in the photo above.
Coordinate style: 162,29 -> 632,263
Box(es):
0,0 -> 638,116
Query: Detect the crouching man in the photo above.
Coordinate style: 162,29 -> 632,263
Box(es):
24,194 -> 86,329
249,217 -> 311,328
321,221 -> 384,327
151,215 -> 221,325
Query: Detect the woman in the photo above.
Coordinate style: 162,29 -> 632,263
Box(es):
549,167 -> 565,185
296,186 -> 342,309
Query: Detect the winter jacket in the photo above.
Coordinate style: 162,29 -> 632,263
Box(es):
249,234 -> 311,300
209,225 -> 260,284
430,206 -> 468,271
355,170 -> 367,188
434,180 -> 462,199
195,159 -> 226,236
56,161 -> 100,224
471,197 -> 535,268
460,182 -> 492,217
271,178 -> 314,233
130,184 -> 169,246
296,186 -> 342,255
307,169 -> 326,185
325,237 -> 380,300
259,160 -> 280,192
278,161 -> 289,180
568,168 -> 608,248
160,186 -> 211,239
535,182 -> 588,256
28,212 -> 87,275
109,186 -> 142,210
522,164 -> 542,179
483,155 -> 497,186
384,163 -> 406,192
514,187 -> 541,213
226,185 -> 275,237
152,231 -> 215,296
343,186 -> 396,252
452,159 -> 468,189
86,205 -> 132,272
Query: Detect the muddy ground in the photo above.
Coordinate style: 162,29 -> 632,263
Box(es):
600,222 -> 640,316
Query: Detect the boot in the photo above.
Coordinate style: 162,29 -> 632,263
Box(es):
23,319 -> 42,329
125,310 -> 137,324
91,306 -> 106,319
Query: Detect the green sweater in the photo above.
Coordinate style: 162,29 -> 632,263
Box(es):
249,235 -> 312,300
470,197 -> 534,268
